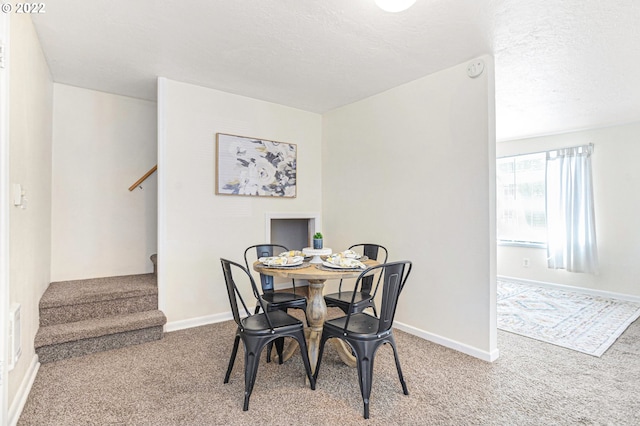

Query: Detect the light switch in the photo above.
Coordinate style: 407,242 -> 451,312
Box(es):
12,183 -> 24,206
13,183 -> 21,206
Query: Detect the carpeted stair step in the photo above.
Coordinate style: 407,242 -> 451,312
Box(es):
151,253 -> 157,275
36,272 -> 166,363
40,274 -> 158,326
35,310 -> 167,363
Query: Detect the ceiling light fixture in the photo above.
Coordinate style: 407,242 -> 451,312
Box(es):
375,0 -> 416,13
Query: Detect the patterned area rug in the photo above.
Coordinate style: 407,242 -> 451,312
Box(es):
497,279 -> 640,356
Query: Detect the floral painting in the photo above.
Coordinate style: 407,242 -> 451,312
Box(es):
215,133 -> 297,197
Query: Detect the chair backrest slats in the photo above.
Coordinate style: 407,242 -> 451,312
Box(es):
342,260 -> 411,334
244,244 -> 289,293
362,244 -> 380,260
378,263 -> 407,334
221,258 -> 275,331
348,244 -> 388,295
349,243 -> 389,295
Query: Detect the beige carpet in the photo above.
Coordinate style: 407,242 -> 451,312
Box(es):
18,310 -> 640,425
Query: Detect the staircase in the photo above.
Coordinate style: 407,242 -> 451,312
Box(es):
35,262 -> 166,363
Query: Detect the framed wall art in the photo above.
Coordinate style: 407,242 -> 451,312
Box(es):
215,133 -> 297,197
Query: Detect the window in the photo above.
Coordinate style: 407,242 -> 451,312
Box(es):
496,153 -> 546,246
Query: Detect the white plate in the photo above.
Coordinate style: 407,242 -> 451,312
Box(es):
322,261 -> 365,270
259,256 -> 304,267
326,252 -> 362,262
264,260 -> 303,267
259,255 -> 304,265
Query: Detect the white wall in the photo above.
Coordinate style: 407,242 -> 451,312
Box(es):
158,78 -> 322,325
8,13 -> 53,417
322,56 -> 497,360
50,84 -> 157,281
0,11 -> 8,425
497,122 -> 640,297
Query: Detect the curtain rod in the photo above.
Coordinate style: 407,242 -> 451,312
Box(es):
497,142 -> 594,159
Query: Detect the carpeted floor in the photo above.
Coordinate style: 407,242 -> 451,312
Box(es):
497,279 -> 640,356
18,308 -> 640,425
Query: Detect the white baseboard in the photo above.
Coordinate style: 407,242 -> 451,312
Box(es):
9,318 -> 234,423
165,310 -> 501,362
498,275 -> 640,303
8,355 -> 39,426
164,311 -> 233,332
394,321 -> 499,362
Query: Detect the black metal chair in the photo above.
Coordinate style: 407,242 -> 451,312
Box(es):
324,243 -> 388,316
220,258 -> 315,411
313,261 -> 412,419
244,244 -> 308,363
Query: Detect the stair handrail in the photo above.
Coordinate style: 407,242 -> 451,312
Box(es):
129,165 -> 157,191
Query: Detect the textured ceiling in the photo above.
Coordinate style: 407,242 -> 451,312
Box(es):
31,0 -> 640,141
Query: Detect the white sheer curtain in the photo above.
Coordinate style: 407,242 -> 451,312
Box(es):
545,144 -> 599,274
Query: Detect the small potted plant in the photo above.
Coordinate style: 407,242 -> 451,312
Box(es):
313,232 -> 323,249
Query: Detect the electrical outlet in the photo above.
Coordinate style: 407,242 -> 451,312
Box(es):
9,303 -> 21,370
522,258 -> 530,268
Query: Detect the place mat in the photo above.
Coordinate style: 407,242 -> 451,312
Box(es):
255,262 -> 311,271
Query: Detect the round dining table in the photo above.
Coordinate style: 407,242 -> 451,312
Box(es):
253,258 -> 378,372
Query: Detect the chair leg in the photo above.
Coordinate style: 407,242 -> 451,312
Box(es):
266,341 -> 273,363
274,337 -> 285,365
353,342 -> 375,419
389,335 -> 409,395
264,306 -> 275,363
295,330 -> 316,390
256,302 -> 271,363
297,306 -> 308,326
242,339 -> 263,411
312,332 -> 329,382
224,334 -> 240,384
